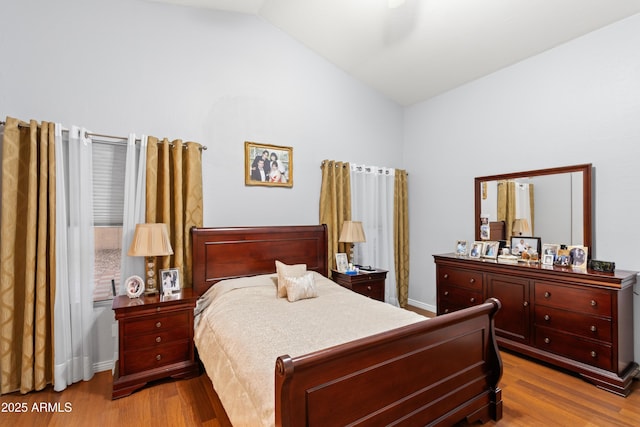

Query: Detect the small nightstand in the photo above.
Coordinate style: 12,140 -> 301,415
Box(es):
331,269 -> 387,302
112,289 -> 199,399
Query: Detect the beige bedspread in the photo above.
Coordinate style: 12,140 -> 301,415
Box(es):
193,272 -> 426,427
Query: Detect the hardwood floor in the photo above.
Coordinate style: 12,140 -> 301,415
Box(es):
2,308 -> 638,426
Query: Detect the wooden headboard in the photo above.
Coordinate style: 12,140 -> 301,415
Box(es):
191,225 -> 328,296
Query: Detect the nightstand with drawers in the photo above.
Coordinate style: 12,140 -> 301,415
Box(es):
331,269 -> 387,302
112,289 -> 200,399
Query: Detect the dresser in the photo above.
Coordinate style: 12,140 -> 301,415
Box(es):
434,253 -> 638,396
331,269 -> 387,302
112,289 -> 200,399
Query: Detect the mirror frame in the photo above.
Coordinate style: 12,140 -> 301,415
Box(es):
474,163 -> 593,255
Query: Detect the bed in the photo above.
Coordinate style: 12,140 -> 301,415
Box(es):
191,225 -> 503,426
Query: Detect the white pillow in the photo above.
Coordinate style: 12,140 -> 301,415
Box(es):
275,260 -> 306,298
283,272 -> 318,302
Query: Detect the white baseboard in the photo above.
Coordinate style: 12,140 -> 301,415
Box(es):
93,360 -> 115,373
407,298 -> 436,313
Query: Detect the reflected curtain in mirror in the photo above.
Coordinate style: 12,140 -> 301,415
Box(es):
0,117 -> 55,394
497,180 -> 535,239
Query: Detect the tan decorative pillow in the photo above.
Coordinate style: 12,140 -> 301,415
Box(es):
275,260 -> 306,298
283,272 -> 318,302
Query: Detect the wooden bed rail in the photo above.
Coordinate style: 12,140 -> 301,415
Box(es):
275,298 -> 503,427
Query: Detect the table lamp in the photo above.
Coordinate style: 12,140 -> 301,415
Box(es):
338,220 -> 366,265
512,218 -> 531,236
127,223 -> 173,295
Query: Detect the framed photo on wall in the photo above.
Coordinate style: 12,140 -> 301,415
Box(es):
245,141 -> 293,187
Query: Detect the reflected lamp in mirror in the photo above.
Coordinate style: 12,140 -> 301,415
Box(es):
338,221 -> 366,264
512,218 -> 531,237
127,223 -> 174,295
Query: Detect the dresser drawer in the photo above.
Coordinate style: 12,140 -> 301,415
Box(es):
534,306 -> 612,342
123,326 -> 190,349
122,341 -> 191,375
123,311 -> 191,337
535,326 -> 612,371
438,285 -> 483,315
534,282 -> 612,317
438,266 -> 482,291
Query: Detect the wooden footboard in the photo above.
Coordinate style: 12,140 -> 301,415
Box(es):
275,298 -> 502,427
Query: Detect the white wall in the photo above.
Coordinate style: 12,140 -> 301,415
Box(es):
0,0 -> 403,370
404,13 -> 640,359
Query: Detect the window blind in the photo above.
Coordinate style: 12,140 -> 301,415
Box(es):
92,143 -> 127,226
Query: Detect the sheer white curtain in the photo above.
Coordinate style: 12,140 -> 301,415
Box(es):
119,134 -> 147,295
350,164 -> 399,306
515,182 -> 532,230
54,125 -> 95,391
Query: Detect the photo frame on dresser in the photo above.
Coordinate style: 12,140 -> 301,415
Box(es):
455,240 -> 468,256
510,236 -> 541,256
569,245 -> 588,270
482,241 -> 500,259
469,241 -> 484,259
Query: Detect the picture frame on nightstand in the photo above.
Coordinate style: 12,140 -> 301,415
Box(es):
160,268 -> 180,296
335,253 -> 348,272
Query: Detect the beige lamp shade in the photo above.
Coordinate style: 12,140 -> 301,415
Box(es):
128,223 -> 174,257
512,218 -> 531,237
338,221 -> 366,243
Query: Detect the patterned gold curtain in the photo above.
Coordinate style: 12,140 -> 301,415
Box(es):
145,137 -> 203,289
319,160 -> 351,272
0,117 -> 55,394
394,170 -> 409,308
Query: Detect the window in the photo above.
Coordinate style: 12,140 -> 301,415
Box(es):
92,142 -> 127,301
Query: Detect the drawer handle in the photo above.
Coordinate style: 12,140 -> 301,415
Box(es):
590,300 -> 597,307
544,337 -> 550,344
591,351 -> 597,358
544,314 -> 550,321
156,336 -> 162,343
469,278 -> 475,284
367,286 -> 372,291
470,297 -> 476,303
443,274 -> 449,279
156,322 -> 162,328
156,307 -> 161,312
444,291 -> 449,296
590,325 -> 597,333
444,309 -> 449,314
156,354 -> 162,361
544,291 -> 551,298
523,301 -> 529,307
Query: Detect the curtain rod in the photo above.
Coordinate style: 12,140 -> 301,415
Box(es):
0,120 -> 208,150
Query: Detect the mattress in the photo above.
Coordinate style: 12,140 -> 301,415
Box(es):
193,272 -> 425,427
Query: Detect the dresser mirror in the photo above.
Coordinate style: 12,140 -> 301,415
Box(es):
474,164 -> 592,255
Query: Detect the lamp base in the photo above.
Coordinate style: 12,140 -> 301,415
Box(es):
144,256 -> 159,295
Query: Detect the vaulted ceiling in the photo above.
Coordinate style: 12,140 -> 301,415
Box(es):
150,0 -> 640,105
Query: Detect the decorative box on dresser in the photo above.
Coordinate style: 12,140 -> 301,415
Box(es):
434,253 -> 638,396
331,269 -> 387,302
112,289 -> 200,399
